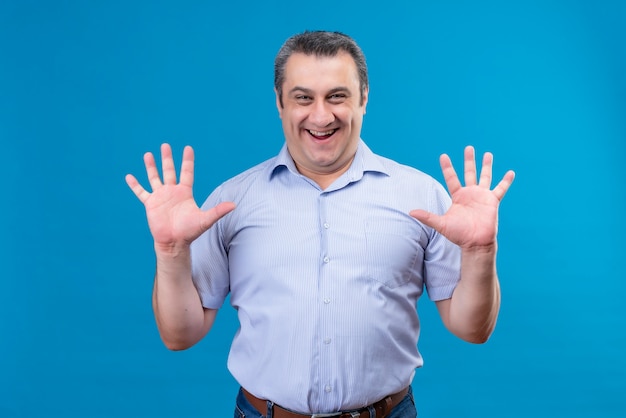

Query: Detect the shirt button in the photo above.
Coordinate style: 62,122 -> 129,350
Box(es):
323,298 -> 331,304
325,385 -> 332,393
323,222 -> 330,229
323,256 -> 330,263
324,337 -> 331,344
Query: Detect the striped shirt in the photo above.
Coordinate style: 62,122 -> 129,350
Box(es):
191,140 -> 460,414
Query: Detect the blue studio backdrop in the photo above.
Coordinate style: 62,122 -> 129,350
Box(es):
1,1 -> 625,417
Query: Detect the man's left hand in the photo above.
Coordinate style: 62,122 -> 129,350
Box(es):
410,146 -> 515,251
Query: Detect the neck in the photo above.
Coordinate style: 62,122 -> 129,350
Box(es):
296,157 -> 355,190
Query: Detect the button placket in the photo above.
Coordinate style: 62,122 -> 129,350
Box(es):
318,193 -> 336,404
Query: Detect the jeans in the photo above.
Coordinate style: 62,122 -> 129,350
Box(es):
234,386 -> 417,418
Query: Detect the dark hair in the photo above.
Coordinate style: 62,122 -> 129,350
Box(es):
274,30 -> 369,107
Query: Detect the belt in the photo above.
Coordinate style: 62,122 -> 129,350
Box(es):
242,387 -> 409,418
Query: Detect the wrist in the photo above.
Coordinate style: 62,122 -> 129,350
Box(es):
154,241 -> 192,259
460,241 -> 497,256
154,243 -> 192,280
460,243 -> 498,273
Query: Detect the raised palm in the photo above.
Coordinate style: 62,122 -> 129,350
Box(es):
125,144 -> 235,252
410,146 -> 515,250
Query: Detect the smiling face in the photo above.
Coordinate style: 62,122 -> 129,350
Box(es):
276,51 -> 368,189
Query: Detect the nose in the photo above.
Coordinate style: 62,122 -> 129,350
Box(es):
308,100 -> 335,127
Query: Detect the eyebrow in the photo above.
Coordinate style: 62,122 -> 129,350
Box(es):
289,86 -> 352,96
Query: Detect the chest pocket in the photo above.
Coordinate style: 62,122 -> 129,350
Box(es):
365,218 -> 425,288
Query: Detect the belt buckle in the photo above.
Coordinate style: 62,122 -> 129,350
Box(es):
310,413 -> 343,418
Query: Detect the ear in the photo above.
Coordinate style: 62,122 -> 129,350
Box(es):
275,88 -> 283,118
361,87 -> 369,115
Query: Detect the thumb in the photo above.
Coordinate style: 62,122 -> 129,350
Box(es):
409,209 -> 444,232
200,202 -> 236,232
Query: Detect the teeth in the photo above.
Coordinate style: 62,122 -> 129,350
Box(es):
309,129 -> 335,136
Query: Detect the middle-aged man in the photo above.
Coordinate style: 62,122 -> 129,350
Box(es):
126,30 -> 515,418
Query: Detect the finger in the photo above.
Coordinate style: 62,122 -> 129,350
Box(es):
440,154 -> 462,195
144,152 -> 162,191
492,170 -> 516,201
199,202 -> 237,232
478,152 -> 493,188
161,143 -> 177,185
464,145 -> 477,186
179,145 -> 195,188
125,174 -> 151,203
409,209 -> 445,233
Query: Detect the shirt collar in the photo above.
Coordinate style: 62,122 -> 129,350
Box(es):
268,139 -> 390,183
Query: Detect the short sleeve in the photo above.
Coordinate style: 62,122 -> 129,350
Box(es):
422,180 -> 461,301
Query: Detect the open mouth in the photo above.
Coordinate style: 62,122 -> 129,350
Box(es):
307,129 -> 337,140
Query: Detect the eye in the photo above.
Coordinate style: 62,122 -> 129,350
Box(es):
328,93 -> 347,103
295,95 -> 313,104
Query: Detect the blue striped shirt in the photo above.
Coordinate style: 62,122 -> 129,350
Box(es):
191,140 -> 460,414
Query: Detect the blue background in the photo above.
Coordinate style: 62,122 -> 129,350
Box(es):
1,0 -> 625,417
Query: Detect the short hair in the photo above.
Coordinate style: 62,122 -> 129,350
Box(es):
274,30 -> 369,107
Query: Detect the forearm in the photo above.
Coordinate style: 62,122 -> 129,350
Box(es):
443,246 -> 501,343
152,244 -> 215,350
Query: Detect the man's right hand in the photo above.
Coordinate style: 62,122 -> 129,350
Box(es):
125,143 -> 233,350
125,143 -> 235,255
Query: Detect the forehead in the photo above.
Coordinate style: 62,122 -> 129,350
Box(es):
282,51 -> 360,90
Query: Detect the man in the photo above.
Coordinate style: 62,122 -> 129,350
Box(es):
126,31 -> 515,418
